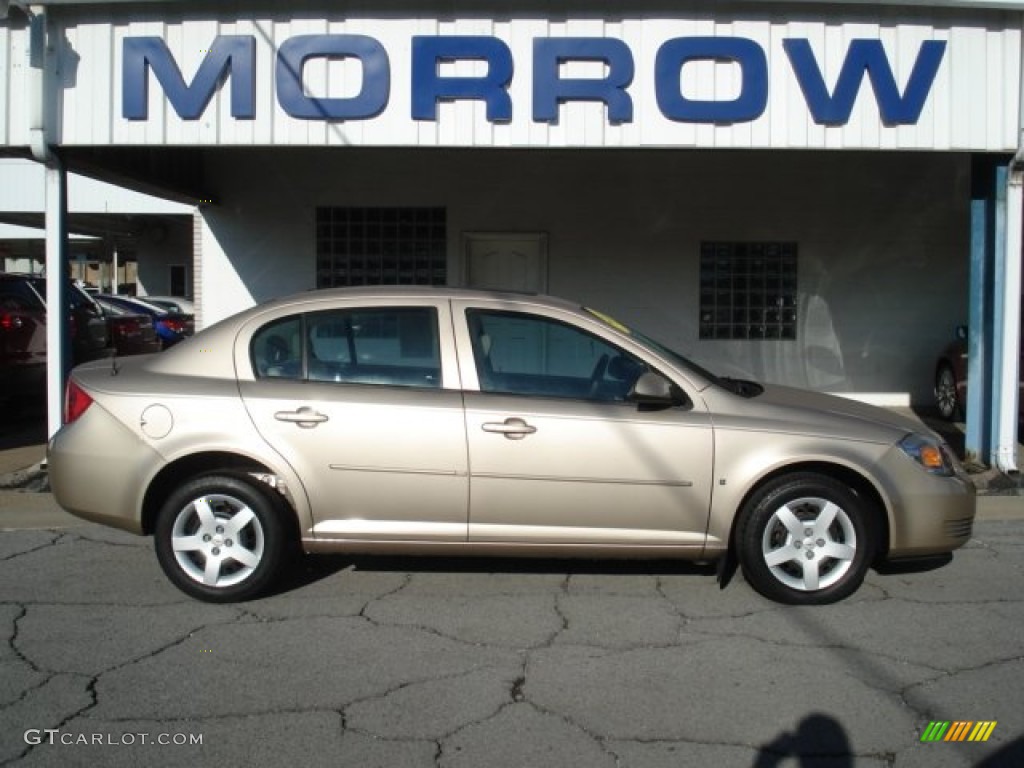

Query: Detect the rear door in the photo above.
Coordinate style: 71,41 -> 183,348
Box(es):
237,298 -> 469,541
452,300 -> 714,548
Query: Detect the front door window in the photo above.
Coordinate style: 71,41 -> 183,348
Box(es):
466,309 -> 648,402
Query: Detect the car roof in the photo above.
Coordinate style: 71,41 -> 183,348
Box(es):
257,285 -> 576,312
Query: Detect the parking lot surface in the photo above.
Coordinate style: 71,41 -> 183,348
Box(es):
0,504 -> 1022,767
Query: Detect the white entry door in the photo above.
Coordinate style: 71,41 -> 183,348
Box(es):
463,233 -> 548,293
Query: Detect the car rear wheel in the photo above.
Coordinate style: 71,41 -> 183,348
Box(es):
154,473 -> 289,602
736,473 -> 874,605
935,364 -> 961,421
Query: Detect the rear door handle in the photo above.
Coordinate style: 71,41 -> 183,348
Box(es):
274,407 -> 329,428
481,417 -> 537,440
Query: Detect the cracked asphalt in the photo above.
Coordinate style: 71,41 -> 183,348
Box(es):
1,514 -> 1022,767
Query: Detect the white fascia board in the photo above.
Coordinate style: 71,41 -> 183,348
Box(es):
748,0 -> 1024,9
26,0 -> 1024,7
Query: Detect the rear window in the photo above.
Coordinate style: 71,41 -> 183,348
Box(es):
0,278 -> 45,311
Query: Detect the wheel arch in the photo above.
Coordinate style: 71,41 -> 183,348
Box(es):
726,461 -> 891,563
934,356 -> 956,379
141,451 -> 302,544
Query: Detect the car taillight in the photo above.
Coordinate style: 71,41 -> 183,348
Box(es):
1,313 -> 23,330
161,318 -> 186,334
64,379 -> 94,424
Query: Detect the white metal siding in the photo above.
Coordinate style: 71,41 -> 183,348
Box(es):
1,8 -> 1021,151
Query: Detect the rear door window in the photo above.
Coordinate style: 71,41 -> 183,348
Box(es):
251,307 -> 441,388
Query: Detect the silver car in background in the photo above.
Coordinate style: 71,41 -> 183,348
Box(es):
48,288 -> 975,604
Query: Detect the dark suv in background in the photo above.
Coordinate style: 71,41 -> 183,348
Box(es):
0,273 -> 110,403
0,274 -> 47,401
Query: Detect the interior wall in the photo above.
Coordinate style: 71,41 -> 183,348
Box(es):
198,148 -> 970,404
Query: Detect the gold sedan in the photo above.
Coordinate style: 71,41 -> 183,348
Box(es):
48,288 -> 975,604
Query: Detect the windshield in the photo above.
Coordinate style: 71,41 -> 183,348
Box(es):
584,307 -> 760,395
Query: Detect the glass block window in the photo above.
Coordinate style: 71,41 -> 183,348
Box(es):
316,207 -> 447,288
699,242 -> 798,340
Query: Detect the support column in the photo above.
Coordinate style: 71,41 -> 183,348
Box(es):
965,157 -> 998,464
44,158 -> 69,439
993,164 -> 1022,473
966,155 -> 1021,473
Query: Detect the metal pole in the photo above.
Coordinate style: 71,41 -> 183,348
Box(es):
994,164 -> 1022,473
44,158 -> 69,439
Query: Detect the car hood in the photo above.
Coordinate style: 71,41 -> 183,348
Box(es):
709,383 -> 936,445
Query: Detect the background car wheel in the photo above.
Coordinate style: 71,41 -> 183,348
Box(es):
154,473 -> 290,602
736,473 -> 874,605
934,364 -> 961,421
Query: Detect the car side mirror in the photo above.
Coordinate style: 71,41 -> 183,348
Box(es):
628,371 -> 680,409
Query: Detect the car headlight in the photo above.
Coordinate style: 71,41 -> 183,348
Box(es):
899,433 -> 955,477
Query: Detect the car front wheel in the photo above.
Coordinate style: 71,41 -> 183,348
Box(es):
736,473 -> 874,605
154,473 -> 290,602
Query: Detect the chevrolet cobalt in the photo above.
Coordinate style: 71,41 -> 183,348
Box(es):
48,288 -> 975,604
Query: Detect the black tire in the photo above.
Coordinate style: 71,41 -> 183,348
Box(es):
154,473 -> 290,602
934,364 -> 961,421
736,473 -> 875,605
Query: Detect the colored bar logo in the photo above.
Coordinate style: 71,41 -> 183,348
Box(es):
921,721 -> 997,743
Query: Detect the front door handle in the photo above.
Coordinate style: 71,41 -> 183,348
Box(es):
274,407 -> 329,428
481,417 -> 537,440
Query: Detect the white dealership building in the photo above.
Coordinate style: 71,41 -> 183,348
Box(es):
0,0 -> 1020,468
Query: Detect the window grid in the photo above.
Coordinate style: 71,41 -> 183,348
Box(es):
316,207 -> 447,288
699,242 -> 798,340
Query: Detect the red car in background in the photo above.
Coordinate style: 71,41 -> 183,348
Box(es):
934,325 -> 1023,421
95,294 -> 194,349
98,300 -> 162,356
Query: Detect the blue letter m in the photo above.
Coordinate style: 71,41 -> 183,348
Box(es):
784,38 -> 945,126
123,36 -> 256,120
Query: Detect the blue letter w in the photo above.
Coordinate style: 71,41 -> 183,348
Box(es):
783,38 -> 945,126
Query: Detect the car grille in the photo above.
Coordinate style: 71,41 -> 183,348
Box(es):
944,517 -> 974,540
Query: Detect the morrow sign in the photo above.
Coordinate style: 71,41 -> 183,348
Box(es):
123,34 -> 947,126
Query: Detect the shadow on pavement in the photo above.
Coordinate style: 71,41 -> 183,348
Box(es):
0,398 -> 47,452
754,713 -> 852,767
270,552 -> 720,597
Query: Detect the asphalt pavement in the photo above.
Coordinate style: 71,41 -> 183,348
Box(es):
0,505 -> 1023,767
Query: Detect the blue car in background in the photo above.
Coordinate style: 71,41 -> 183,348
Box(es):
95,295 -> 195,349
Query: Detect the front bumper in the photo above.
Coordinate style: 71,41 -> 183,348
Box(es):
878,445 -> 976,558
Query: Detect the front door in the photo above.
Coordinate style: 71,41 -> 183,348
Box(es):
456,304 -> 714,547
